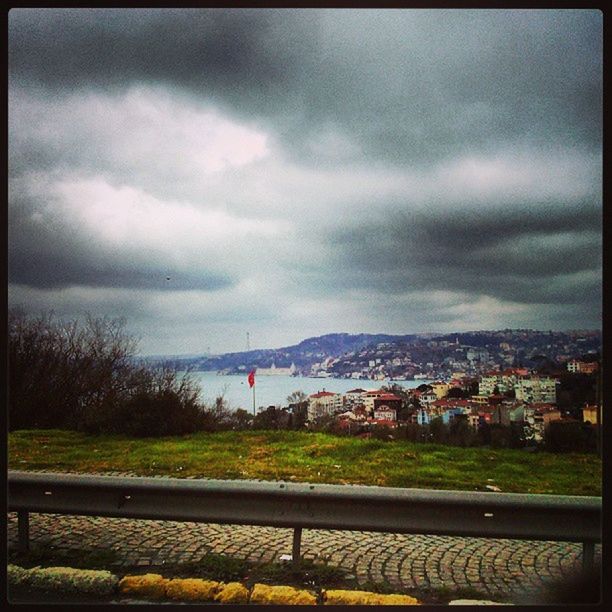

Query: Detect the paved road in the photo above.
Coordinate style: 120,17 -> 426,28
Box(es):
7,512 -> 600,604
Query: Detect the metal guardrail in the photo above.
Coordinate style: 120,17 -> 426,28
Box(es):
8,470 -> 601,571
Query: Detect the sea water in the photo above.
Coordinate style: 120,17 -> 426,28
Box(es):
184,371 -> 430,412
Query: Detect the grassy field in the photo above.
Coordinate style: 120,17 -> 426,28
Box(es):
8,429 -> 601,496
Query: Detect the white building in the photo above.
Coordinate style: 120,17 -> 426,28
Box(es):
307,391 -> 343,422
373,406 -> 397,421
344,388 -> 368,406
515,376 -> 558,404
256,362 -> 297,376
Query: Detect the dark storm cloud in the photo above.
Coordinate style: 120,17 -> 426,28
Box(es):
325,200 -> 602,304
9,9 -> 602,167
8,9 -> 318,114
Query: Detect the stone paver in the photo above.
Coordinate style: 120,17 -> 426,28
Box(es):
7,512 -> 601,603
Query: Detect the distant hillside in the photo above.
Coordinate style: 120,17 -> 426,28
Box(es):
150,333 -> 417,372
142,329 -> 601,378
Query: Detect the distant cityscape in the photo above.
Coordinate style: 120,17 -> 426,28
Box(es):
158,328 -> 601,444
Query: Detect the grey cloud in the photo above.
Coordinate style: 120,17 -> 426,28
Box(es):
321,200 -> 602,305
8,9 -> 602,352
9,9 -> 318,113
9,9 -> 602,168
8,198 -> 233,292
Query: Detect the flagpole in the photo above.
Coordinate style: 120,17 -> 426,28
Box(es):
249,369 -> 256,416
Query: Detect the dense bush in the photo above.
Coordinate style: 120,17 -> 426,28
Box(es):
544,421 -> 597,453
8,310 -> 204,436
448,416 -> 476,447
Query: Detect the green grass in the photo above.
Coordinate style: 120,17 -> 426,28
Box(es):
8,429 -> 601,495
8,542 -> 120,571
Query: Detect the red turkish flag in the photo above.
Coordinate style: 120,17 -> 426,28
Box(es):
248,370 -> 256,388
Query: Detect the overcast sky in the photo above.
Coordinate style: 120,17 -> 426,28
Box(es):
8,8 -> 602,355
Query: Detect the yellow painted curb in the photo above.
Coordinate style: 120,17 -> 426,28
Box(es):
165,577 -> 221,601
215,581 -> 251,604
250,583 -> 318,605
17,566 -> 422,605
323,588 -> 420,605
118,573 -> 169,599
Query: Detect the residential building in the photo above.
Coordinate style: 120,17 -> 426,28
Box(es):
470,395 -> 490,405
373,393 -> 402,414
418,390 -> 438,406
567,360 -> 598,374
373,406 -> 397,421
344,388 -> 368,406
515,376 -> 558,404
430,381 -> 451,399
307,391 -> 343,422
363,390 -> 398,413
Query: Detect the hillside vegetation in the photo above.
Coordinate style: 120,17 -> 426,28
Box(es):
8,430 -> 601,496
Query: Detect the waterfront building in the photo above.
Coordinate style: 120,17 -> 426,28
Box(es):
256,362 -> 298,376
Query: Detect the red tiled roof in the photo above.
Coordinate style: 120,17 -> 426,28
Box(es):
376,393 -> 402,401
530,402 -> 556,410
309,391 -> 338,398
366,418 -> 397,427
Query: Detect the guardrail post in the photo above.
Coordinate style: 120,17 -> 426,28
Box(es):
582,541 -> 594,574
292,527 -> 302,567
18,510 -> 29,553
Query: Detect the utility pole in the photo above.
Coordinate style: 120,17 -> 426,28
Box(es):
246,332 -> 251,351
596,365 -> 602,457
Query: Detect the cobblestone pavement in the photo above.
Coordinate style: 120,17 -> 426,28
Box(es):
7,512 -> 601,603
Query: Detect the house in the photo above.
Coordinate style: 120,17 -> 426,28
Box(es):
366,417 -> 397,429
373,393 -> 402,414
363,390 -> 398,413
416,408 -> 431,426
418,391 -> 438,406
430,381 -> 451,399
442,407 -> 469,425
470,395 -> 490,405
373,405 -> 397,421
